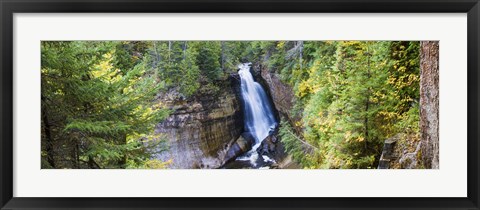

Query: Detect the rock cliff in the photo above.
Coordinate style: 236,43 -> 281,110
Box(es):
251,63 -> 301,168
254,63 -> 298,123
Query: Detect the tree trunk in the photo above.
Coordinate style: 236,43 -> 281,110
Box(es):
88,156 -> 97,169
420,41 -> 439,169
298,41 -> 303,70
183,41 -> 187,60
168,41 -> 172,60
118,134 -> 127,169
153,41 -> 160,64
74,143 -> 80,168
42,110 -> 56,168
221,41 -> 225,70
364,43 -> 371,153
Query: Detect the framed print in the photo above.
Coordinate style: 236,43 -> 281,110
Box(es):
1,0 -> 479,209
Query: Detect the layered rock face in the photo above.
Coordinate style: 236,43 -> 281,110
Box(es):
255,64 -> 299,124
154,86 -> 243,169
252,64 -> 301,168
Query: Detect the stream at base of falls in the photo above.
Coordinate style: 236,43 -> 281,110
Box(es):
222,142 -> 279,169
221,63 -> 278,169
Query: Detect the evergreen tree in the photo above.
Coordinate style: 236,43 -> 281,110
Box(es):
41,41 -> 170,169
41,40 -> 423,169
274,41 -> 421,168
148,41 -> 201,97
194,41 -> 223,81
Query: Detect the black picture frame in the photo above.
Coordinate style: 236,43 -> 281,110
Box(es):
1,0 -> 479,209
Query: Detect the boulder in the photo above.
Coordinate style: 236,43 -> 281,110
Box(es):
378,133 -> 421,169
223,132 -> 255,164
378,134 -> 400,169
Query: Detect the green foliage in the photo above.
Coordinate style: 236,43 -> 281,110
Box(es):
388,41 -> 420,113
41,40 -> 421,169
41,41 -> 170,169
111,41 -> 151,73
254,41 -> 421,169
278,119 -> 322,168
247,41 -> 306,84
240,41 -> 275,64
194,41 -> 223,81
220,41 -> 251,73
145,41 -> 250,97
41,41 -> 250,169
148,41 -> 201,97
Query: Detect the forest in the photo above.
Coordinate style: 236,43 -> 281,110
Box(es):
41,40 -> 439,169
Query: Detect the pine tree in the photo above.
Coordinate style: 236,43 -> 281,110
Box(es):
194,41 -> 223,81
275,41 -> 421,169
41,41 -> 170,169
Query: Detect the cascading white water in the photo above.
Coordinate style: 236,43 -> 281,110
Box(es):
238,63 -> 277,149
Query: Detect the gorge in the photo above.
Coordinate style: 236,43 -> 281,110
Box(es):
41,41 -> 438,169
154,62 -> 289,169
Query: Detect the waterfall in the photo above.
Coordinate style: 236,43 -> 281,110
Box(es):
238,63 -> 277,148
